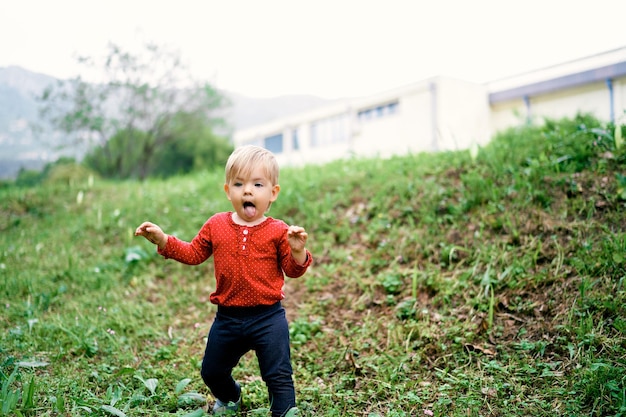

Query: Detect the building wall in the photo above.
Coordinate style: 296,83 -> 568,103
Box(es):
489,76 -> 626,133
234,77 -> 490,167
351,83 -> 431,158
531,82 -> 610,121
489,99 -> 527,134
436,77 -> 491,150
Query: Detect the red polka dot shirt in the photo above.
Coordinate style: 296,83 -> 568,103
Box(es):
158,212 -> 313,307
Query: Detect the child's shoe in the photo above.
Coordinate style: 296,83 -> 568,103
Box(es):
212,383 -> 241,415
213,398 -> 240,415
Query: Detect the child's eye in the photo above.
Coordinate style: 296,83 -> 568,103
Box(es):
234,182 -> 242,187
255,183 -> 263,187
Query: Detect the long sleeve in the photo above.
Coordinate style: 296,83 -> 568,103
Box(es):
158,221 -> 213,265
279,235 -> 313,278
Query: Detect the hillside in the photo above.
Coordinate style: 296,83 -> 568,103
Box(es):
0,66 -> 331,179
0,115 -> 625,416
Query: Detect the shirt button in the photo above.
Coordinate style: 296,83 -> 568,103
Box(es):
243,229 -> 249,235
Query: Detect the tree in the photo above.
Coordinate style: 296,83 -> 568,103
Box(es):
149,112 -> 233,177
38,42 -> 231,179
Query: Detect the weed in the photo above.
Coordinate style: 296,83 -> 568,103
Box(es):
0,366 -> 38,416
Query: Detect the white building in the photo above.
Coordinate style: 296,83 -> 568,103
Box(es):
234,46 -> 626,167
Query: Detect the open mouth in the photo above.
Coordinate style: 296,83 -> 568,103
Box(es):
243,201 -> 257,218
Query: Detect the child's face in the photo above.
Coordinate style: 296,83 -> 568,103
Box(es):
224,165 -> 280,224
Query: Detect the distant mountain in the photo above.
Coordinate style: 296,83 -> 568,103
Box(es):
0,66 -> 331,179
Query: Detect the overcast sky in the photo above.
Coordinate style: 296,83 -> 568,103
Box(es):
1,0 -> 625,99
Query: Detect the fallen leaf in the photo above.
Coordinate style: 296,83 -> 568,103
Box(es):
481,387 -> 497,398
464,344 -> 496,356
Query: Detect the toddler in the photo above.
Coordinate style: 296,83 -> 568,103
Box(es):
135,145 -> 312,416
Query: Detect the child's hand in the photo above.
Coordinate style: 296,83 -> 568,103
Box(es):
287,225 -> 308,264
135,221 -> 167,250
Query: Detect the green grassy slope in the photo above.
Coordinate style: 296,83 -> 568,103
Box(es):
1,114 -> 625,416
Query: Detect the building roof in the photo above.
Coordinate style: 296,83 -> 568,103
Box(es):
488,46 -> 626,103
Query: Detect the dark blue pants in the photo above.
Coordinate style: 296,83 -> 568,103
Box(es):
201,302 -> 295,417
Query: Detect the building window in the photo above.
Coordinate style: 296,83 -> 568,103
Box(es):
358,100 -> 399,122
264,133 -> 283,154
310,123 -> 318,147
310,114 -> 349,147
292,128 -> 300,150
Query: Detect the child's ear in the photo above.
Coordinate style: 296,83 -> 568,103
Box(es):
224,183 -> 232,200
270,184 -> 280,202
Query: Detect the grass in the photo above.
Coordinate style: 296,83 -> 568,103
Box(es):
1,113 -> 626,416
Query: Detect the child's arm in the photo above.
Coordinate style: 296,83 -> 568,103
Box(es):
287,225 -> 308,265
135,221 -> 168,250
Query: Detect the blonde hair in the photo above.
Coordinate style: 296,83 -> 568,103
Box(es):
225,145 -> 279,185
